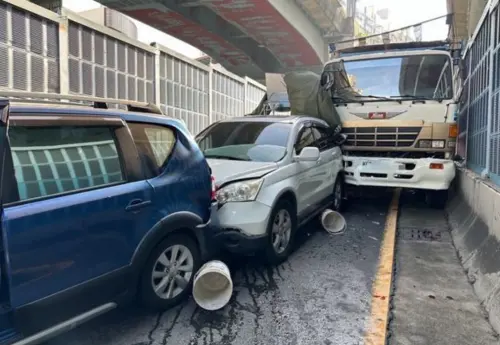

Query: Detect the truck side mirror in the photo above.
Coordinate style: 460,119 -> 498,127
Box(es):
334,133 -> 347,146
320,71 -> 335,91
459,60 -> 467,82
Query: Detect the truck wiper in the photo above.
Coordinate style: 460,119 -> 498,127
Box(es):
391,95 -> 441,101
355,95 -> 401,103
332,95 -> 352,103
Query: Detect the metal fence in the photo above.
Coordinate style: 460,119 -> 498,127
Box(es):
0,1 -> 60,93
0,0 -> 266,135
157,44 -> 210,134
458,0 -> 500,186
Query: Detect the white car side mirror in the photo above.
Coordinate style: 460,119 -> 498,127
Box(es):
295,146 -> 320,162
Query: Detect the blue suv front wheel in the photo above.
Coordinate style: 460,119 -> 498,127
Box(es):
139,234 -> 201,310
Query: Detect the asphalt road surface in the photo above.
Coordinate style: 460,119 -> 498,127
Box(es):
46,190 -> 392,345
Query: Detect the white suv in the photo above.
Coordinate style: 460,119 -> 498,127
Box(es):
196,116 -> 346,264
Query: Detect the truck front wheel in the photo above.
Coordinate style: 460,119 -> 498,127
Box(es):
425,189 -> 448,209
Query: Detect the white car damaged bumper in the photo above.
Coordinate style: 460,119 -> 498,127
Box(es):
212,201 -> 272,253
343,156 -> 456,190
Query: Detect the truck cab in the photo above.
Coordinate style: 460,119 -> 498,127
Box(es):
321,41 -> 459,208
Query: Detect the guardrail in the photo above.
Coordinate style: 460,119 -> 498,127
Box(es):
457,0 -> 500,186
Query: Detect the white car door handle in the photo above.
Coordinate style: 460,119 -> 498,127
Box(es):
316,158 -> 323,164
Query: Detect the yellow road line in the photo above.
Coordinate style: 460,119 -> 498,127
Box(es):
364,188 -> 401,345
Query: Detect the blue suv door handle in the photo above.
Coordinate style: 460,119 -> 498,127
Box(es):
125,199 -> 152,212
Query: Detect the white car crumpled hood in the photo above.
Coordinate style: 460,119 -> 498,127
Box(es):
207,159 -> 278,186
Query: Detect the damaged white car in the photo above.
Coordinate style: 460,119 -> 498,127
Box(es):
195,115 -> 346,264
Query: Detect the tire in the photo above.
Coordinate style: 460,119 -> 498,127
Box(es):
264,198 -> 297,265
332,174 -> 345,212
139,234 -> 201,311
425,189 -> 448,209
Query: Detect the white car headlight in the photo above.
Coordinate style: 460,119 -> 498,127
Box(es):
216,179 -> 263,204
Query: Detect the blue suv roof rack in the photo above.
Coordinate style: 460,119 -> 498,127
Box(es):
0,91 -> 163,115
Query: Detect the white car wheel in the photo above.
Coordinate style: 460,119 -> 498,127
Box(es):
264,199 -> 297,265
271,209 -> 293,254
332,175 -> 345,211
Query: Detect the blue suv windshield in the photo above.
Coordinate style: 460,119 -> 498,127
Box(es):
196,121 -> 291,162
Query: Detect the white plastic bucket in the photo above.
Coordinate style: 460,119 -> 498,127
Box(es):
321,209 -> 347,234
192,260 -> 233,311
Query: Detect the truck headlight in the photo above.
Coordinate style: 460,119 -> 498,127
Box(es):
216,179 -> 263,204
431,140 -> 445,148
418,140 -> 445,149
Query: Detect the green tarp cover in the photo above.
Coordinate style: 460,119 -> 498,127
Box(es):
284,71 -> 342,128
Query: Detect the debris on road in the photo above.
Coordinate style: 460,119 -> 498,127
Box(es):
321,209 -> 347,235
192,260 -> 233,311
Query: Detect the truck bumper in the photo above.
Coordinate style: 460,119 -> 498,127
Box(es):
343,156 -> 456,190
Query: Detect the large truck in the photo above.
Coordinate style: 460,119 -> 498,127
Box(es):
320,41 -> 460,208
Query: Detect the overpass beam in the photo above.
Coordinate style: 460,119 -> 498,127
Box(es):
267,0 -> 329,65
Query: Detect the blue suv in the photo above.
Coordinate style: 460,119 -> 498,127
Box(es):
0,93 -> 216,345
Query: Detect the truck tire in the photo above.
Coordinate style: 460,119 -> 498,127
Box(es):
425,189 -> 448,209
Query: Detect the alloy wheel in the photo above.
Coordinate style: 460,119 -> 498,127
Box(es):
151,244 -> 194,300
272,209 -> 292,254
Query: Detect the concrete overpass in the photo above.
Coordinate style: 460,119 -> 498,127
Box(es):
87,0 -> 351,81
446,0 -> 487,41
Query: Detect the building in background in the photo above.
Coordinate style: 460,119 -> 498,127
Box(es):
340,0 -> 417,45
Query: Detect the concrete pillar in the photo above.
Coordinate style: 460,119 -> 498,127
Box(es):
468,0 -> 488,38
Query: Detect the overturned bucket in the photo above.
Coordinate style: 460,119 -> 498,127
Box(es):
321,209 -> 347,235
192,260 -> 233,311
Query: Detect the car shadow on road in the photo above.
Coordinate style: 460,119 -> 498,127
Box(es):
46,187 -> 394,345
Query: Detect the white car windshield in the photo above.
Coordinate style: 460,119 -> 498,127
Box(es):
196,121 -> 291,162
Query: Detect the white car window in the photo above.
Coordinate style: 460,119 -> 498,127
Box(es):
295,127 -> 316,154
311,126 -> 333,152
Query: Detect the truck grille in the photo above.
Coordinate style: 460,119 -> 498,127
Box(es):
343,127 -> 422,148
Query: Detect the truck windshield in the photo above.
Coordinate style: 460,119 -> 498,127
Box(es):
327,54 -> 453,103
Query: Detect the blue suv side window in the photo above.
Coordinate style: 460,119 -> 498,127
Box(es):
128,123 -> 176,177
8,125 -> 124,201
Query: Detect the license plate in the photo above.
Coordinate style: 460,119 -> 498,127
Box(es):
361,160 -> 389,169
362,160 -> 404,170
361,160 -> 384,168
